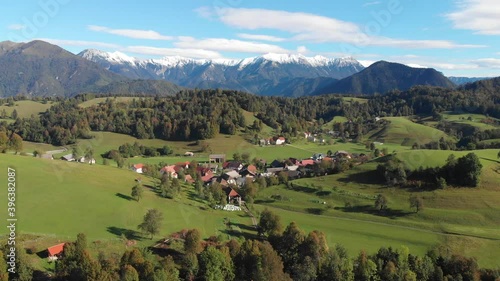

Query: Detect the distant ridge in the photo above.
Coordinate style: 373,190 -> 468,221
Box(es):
79,49 -> 365,97
315,61 -> 456,95
0,40 -> 181,97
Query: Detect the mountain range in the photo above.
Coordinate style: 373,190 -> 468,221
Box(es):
78,50 -> 364,97
0,40 -> 493,98
0,40 -> 182,97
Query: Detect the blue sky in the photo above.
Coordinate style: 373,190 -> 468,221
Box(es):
1,0 -> 499,77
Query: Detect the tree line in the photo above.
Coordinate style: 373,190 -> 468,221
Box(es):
4,210 -> 499,281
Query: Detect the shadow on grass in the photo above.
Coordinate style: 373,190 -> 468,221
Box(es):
115,193 -> 134,201
230,222 -> 258,232
316,191 -> 332,196
254,199 -> 275,204
287,184 -> 317,193
186,191 -> 208,205
221,229 -> 260,241
334,205 -> 412,219
107,226 -> 143,241
305,208 -> 326,215
337,169 -> 384,185
36,250 -> 48,259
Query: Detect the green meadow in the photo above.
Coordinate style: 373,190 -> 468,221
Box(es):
0,100 -> 55,118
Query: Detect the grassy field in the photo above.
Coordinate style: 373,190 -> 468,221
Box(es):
322,116 -> 349,130
0,100 -> 55,118
254,158 -> 500,267
0,154 -> 253,242
440,112 -> 499,130
78,97 -> 145,108
369,117 -> 451,146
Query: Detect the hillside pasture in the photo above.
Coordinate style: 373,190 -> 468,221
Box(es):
0,100 -> 55,118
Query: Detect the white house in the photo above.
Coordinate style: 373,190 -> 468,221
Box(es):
275,137 -> 286,145
132,164 -> 144,174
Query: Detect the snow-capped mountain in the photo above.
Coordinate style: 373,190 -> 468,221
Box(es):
78,50 -> 365,96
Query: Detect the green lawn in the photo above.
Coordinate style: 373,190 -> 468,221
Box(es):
440,112 -> 499,130
0,100 -> 55,118
368,117 -> 451,146
0,154 -> 253,243
254,159 -> 500,267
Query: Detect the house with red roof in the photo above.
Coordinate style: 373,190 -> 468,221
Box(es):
132,164 -> 144,174
47,243 -> 65,260
299,159 -> 315,166
275,136 -> 286,145
160,165 -> 178,178
224,187 -> 241,205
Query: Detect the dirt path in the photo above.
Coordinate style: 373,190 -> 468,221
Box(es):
241,203 -> 258,227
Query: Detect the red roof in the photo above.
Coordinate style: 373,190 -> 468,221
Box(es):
278,137 -> 286,141
226,188 -> 240,197
47,243 -> 65,256
133,164 -> 144,169
300,159 -> 315,166
246,165 -> 257,173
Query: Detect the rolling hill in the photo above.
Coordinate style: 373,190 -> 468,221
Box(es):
316,61 -> 456,95
0,40 -> 182,97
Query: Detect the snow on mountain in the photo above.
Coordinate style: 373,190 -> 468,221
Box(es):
79,49 -> 137,65
78,49 -> 366,96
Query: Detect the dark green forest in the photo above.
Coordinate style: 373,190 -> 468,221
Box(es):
2,77 -> 499,149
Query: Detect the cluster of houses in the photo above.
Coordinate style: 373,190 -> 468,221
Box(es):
60,154 -> 96,164
130,150 -> 358,206
259,136 -> 286,146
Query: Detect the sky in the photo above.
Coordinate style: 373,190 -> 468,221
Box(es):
1,0 -> 499,77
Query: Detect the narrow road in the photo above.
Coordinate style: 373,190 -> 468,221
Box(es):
241,203 -> 258,227
45,147 -> 68,155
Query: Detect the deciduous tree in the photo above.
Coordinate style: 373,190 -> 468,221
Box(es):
138,209 -> 163,239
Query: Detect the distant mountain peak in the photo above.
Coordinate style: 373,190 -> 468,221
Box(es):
78,48 -> 366,96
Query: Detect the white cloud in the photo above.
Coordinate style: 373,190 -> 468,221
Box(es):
212,7 -> 484,49
174,37 -> 290,54
358,60 -> 375,67
446,0 -> 500,35
296,46 -> 308,54
87,25 -> 173,40
237,33 -> 286,42
7,24 -> 26,30
124,46 -> 222,59
471,58 -> 500,69
363,1 -> 381,7
37,38 -> 120,49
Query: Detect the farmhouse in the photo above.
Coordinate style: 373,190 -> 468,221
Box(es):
132,163 -> 144,174
47,243 -> 65,261
160,165 -> 178,178
60,154 -> 75,161
209,154 -> 226,164
275,136 -> 286,145
224,187 -> 242,205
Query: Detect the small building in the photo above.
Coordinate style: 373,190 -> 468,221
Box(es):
299,159 -> 315,166
275,137 -> 286,145
184,174 -> 195,184
184,151 -> 194,157
60,154 -> 75,161
209,154 -> 226,164
259,139 -> 270,146
132,164 -> 144,174
224,187 -> 242,205
223,161 -> 243,171
47,243 -> 65,261
334,151 -> 352,159
270,160 -> 284,168
41,154 -> 53,160
160,165 -> 178,178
